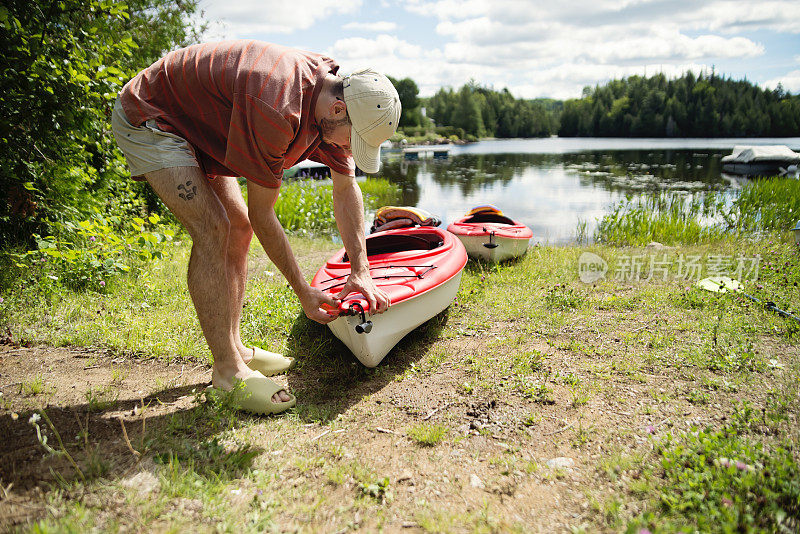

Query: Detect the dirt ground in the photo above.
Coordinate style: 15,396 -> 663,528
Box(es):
0,345 -> 209,523
3,319 -> 793,532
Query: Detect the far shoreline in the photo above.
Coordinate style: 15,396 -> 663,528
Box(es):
392,135 -> 800,149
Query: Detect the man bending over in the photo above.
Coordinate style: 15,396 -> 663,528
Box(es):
112,40 -> 400,414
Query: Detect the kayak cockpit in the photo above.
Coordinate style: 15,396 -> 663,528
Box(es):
342,232 -> 444,262
461,212 -> 516,225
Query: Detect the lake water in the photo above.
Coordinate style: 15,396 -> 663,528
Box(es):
377,138 -> 800,244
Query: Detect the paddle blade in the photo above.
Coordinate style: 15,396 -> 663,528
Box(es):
696,276 -> 742,294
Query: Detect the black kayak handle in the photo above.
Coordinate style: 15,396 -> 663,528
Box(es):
482,227 -> 498,249
347,302 -> 373,334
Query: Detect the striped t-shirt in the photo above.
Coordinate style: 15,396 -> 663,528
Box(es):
119,40 -> 355,188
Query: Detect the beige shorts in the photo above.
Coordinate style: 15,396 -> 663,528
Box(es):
111,96 -> 199,178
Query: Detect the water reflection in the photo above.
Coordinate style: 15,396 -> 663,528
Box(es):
563,150 -> 729,192
377,148 -> 735,243
379,158 -> 421,206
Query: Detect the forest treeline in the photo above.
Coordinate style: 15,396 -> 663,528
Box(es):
390,73 -> 799,140
558,72 -> 800,138
387,78 -> 562,139
425,84 -> 562,139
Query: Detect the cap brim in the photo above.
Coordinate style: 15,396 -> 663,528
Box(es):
350,130 -> 381,174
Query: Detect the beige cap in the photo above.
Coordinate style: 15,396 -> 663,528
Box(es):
343,69 -> 401,174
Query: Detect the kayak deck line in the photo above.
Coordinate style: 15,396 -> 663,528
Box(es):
314,265 -> 437,291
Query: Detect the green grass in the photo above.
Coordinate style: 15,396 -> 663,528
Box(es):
0,234 -> 340,362
3,173 -> 800,532
84,386 -> 118,412
19,373 -> 47,396
627,416 -> 800,532
274,177 -> 400,234
596,177 -> 800,246
7,232 -> 800,531
406,423 -> 448,446
727,177 -> 800,234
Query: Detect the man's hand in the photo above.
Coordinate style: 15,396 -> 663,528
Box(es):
299,286 -> 341,324
329,171 -> 391,314
248,181 -> 342,325
336,269 -> 391,314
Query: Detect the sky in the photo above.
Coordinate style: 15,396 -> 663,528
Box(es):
195,0 -> 800,100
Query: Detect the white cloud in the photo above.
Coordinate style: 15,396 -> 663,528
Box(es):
392,0 -> 786,97
342,21 -> 398,32
696,1 -> 800,33
577,32 -> 764,63
435,17 -> 763,65
198,0 -> 362,36
326,35 -> 482,96
195,0 -> 799,99
764,70 -> 800,94
510,63 -> 711,100
329,34 -> 424,63
404,0 -> 795,30
436,24 -> 762,69
402,0 -> 488,20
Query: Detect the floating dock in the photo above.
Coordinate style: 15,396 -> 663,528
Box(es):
402,146 -> 451,160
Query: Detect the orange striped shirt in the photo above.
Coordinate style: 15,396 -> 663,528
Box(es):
120,40 -> 355,188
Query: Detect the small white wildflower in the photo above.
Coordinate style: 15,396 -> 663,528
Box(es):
29,413 -> 41,425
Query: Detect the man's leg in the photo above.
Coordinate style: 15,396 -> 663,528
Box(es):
205,176 -> 252,358
144,167 -> 290,403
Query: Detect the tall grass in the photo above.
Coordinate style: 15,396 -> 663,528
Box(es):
726,177 -> 800,233
595,177 -> 800,246
595,193 -> 724,246
274,178 -> 400,233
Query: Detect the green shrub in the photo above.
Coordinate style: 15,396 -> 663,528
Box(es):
18,213 -> 174,291
0,0 -> 202,247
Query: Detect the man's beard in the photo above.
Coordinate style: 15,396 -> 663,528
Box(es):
319,116 -> 350,140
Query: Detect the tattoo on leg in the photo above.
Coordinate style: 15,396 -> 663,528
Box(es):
177,180 -> 197,200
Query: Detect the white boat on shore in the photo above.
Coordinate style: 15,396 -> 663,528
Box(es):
721,145 -> 800,176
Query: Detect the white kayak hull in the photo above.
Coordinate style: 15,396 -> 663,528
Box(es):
327,270 -> 463,367
454,234 -> 529,262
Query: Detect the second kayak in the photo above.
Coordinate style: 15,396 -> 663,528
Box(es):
447,205 -> 532,262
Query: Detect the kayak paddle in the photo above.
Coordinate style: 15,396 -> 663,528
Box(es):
696,276 -> 800,324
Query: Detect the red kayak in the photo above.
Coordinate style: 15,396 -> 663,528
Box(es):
310,226 -> 467,367
447,205 -> 532,262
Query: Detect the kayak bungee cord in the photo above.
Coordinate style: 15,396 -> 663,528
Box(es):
316,264 -> 437,291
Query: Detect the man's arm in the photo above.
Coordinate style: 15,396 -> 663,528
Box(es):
247,180 -> 339,324
330,171 -> 390,314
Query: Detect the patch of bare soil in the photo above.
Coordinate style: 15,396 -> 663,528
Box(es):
0,345 -> 214,527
